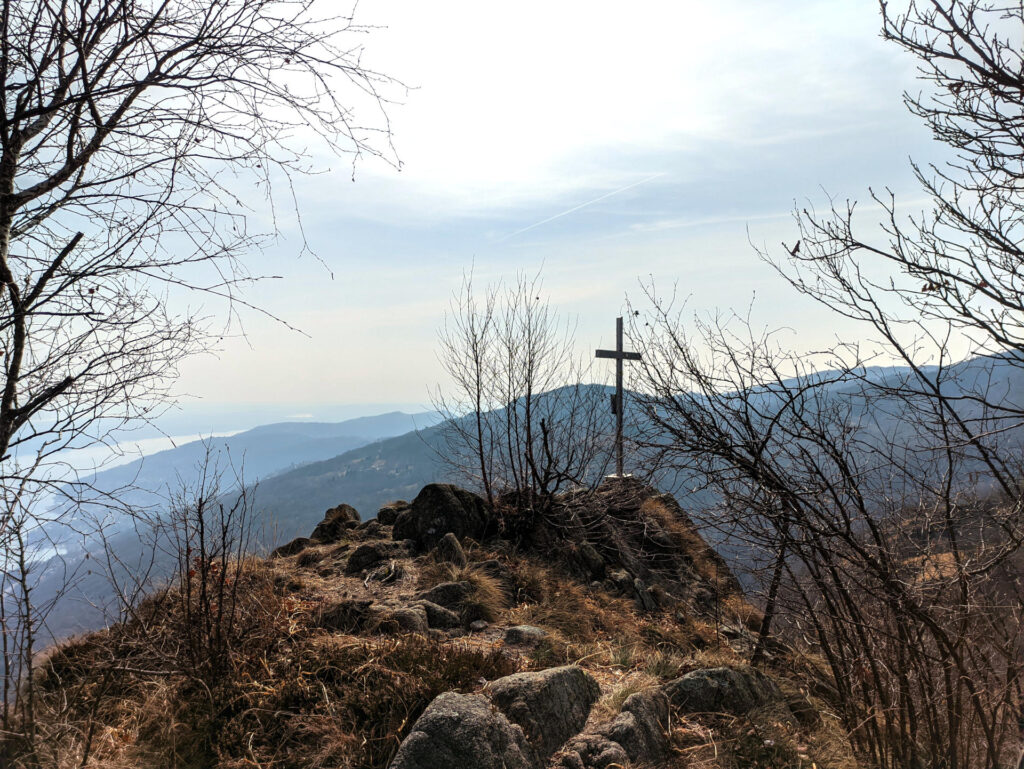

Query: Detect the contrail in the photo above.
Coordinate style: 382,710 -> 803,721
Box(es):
501,172 -> 667,241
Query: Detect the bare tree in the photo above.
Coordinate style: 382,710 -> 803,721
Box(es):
435,272 -> 612,523
0,0 -> 398,486
631,2 -> 1024,766
157,445 -> 258,683
0,0 -> 399,760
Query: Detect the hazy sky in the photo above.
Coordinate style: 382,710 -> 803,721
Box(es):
172,0 -> 942,421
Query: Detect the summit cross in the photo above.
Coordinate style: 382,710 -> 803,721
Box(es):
595,316 -> 642,477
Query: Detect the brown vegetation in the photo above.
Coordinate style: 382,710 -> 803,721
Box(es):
4,484 -> 861,769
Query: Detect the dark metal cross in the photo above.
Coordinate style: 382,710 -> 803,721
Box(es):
596,316 -> 642,477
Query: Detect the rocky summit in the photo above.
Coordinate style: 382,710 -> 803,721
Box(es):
29,478 -> 856,768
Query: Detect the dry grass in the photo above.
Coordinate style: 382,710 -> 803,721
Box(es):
26,625 -> 520,769
720,593 -> 764,632
642,649 -> 688,680
15,504 -> 855,769
213,633 -> 520,769
592,672 -> 660,720
504,562 -> 638,643
417,561 -> 509,622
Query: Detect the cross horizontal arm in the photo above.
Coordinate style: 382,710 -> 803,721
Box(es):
595,349 -> 642,361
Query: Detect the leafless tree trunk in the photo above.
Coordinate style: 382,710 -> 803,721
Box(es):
0,0 -> 399,761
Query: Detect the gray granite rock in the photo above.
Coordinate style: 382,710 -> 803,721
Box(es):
503,625 -> 548,646
663,666 -> 782,715
344,541 -> 407,574
388,692 -> 538,769
415,580 -> 472,609
486,666 -> 601,761
554,688 -> 669,768
372,605 -> 429,634
413,600 -> 461,629
434,532 -> 468,567
601,688 -> 670,763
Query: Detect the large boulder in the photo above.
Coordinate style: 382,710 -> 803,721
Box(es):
486,666 -> 601,761
310,503 -> 361,543
388,692 -> 538,769
393,484 -> 490,551
663,666 -> 782,716
377,500 -> 409,526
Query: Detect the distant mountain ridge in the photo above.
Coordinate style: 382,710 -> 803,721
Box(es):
36,353 -> 1024,640
73,410 -> 442,513
250,353 -> 1024,548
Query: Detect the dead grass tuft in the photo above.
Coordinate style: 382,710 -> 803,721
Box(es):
417,561 -> 509,623
592,672 -> 660,720
504,564 -> 637,643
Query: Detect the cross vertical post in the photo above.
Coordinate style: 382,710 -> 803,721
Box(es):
596,316 -> 642,477
615,316 -> 624,476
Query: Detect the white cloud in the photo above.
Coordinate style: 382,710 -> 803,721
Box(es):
330,0 -> 912,213
170,1 -> 945,408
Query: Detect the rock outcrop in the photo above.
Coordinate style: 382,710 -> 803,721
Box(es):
664,666 -> 782,716
388,692 -> 537,769
392,484 -> 491,551
517,477 -> 742,611
600,688 -> 671,763
33,476 -> 841,769
390,666 -> 602,769
344,540 -> 407,574
555,688 -> 670,769
310,503 -> 361,543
